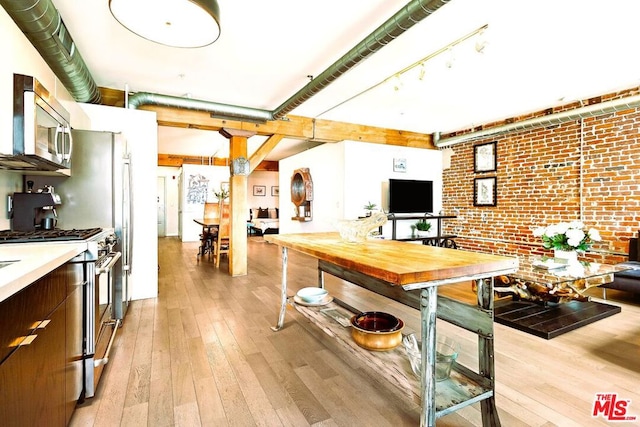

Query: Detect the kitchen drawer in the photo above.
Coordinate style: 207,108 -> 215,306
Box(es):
0,265 -> 66,364
0,301 -> 66,426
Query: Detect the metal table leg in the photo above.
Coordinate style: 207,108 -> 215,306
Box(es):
419,286 -> 438,427
271,247 -> 288,331
477,277 -> 501,427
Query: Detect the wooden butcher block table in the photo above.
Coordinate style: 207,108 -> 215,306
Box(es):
265,232 -> 518,427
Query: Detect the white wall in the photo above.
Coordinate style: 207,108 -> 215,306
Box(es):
343,141 -> 443,238
279,143 -> 346,234
248,170 -> 278,215
181,164 -> 230,242
278,140 -> 443,237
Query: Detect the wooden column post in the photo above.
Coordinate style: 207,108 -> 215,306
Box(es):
220,128 -> 255,276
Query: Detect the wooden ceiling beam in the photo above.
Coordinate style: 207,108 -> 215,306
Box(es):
158,153 -> 278,171
98,87 -> 435,154
141,105 -> 434,149
249,134 -> 284,174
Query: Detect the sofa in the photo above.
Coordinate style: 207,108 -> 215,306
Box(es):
249,207 -> 279,235
602,232 -> 640,296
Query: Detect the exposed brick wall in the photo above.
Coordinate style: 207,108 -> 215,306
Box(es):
442,89 -> 640,265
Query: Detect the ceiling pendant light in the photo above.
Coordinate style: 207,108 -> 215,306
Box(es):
109,0 -> 221,48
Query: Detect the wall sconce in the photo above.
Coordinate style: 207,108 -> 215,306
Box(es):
109,0 -> 221,48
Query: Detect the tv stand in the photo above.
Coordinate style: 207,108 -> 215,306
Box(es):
387,214 -> 457,248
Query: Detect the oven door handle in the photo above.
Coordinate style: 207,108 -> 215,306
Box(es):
96,251 -> 122,275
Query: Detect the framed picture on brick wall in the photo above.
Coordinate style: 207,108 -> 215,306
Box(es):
474,177 -> 497,206
474,141 -> 497,173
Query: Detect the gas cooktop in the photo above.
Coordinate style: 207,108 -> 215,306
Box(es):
0,228 -> 104,243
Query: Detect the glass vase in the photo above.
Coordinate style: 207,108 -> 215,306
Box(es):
554,249 -> 578,263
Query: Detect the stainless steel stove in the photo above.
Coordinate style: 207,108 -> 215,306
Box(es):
0,227 -> 103,243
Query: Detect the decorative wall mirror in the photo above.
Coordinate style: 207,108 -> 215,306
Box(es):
291,167 -> 313,221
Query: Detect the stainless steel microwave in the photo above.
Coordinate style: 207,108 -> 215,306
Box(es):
0,74 -> 72,173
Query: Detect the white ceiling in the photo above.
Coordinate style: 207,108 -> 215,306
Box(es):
51,0 -> 640,160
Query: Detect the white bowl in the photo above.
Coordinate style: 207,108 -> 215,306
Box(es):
296,287 -> 328,303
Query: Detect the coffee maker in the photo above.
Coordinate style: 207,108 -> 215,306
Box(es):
11,181 -> 61,231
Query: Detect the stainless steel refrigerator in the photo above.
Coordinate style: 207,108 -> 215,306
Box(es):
36,130 -> 133,319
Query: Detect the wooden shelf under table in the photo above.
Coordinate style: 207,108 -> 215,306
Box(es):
292,298 -> 494,419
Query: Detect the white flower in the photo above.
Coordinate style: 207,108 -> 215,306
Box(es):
554,222 -> 570,235
533,220 -> 601,251
588,228 -> 601,241
565,228 -> 585,247
568,220 -> 585,230
533,227 -> 546,237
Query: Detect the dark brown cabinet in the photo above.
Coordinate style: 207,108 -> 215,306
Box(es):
0,262 -> 84,427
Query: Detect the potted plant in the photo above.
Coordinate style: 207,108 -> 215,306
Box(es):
213,187 -> 229,203
414,219 -> 432,237
363,201 -> 377,217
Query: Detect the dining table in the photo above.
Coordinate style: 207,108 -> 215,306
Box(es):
264,232 -> 518,426
492,257 -> 628,338
194,218 -> 219,230
194,218 -> 219,258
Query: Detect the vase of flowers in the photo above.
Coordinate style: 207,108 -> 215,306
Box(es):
214,186 -> 229,202
533,221 -> 601,261
553,248 -> 578,263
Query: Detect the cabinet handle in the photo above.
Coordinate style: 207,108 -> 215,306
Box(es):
96,252 -> 121,275
28,319 -> 51,329
11,319 -> 51,346
36,319 -> 51,329
20,335 -> 37,346
94,319 -> 120,367
9,334 -> 38,347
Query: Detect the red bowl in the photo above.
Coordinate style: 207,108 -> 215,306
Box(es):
351,311 -> 401,333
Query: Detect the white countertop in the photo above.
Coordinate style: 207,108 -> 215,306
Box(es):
0,242 -> 88,303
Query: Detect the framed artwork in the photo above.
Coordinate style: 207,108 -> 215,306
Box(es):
271,186 -> 279,196
393,158 -> 407,173
474,141 -> 497,173
474,177 -> 497,206
253,185 -> 266,196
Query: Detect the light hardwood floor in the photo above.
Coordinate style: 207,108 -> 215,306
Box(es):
70,237 -> 640,426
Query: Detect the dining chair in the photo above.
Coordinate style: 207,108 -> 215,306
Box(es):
199,202 -> 221,260
203,202 -> 220,219
213,203 -> 230,268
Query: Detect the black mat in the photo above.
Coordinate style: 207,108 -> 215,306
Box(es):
494,299 -> 621,339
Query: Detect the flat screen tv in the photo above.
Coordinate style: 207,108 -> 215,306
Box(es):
388,179 -> 433,214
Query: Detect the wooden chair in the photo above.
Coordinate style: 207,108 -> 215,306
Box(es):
198,203 -> 221,260
213,203 -> 230,268
203,202 -> 220,219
